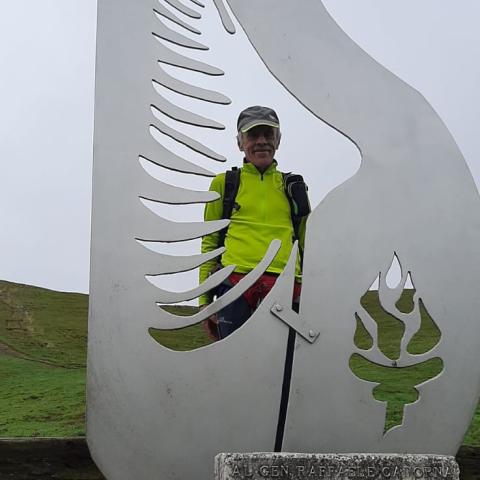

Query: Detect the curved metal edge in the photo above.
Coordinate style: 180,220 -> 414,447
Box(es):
150,117 -> 227,161
141,140 -> 216,177
153,6 -> 201,35
155,40 -> 224,76
135,209 -> 229,242
136,245 -> 225,274
153,64 -> 232,104
213,0 -> 236,34
162,0 -> 201,20
152,25 -> 207,51
151,98 -> 225,129
189,0 -> 204,8
150,239 -> 282,328
149,265 -> 236,303
137,168 -> 219,204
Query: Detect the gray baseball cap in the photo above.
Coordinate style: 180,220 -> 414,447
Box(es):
237,105 -> 280,133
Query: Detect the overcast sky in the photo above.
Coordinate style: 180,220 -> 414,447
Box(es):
1,1 -> 479,294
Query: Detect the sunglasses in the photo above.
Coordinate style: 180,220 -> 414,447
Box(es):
245,125 -> 277,141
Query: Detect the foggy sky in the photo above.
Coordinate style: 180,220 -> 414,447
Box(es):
1,0 -> 479,294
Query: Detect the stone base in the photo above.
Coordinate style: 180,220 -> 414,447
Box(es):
215,453 -> 459,480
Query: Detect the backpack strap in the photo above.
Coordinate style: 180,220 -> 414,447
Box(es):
282,172 -> 311,262
217,167 -> 241,249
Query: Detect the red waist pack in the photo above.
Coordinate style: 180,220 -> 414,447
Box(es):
228,272 -> 302,310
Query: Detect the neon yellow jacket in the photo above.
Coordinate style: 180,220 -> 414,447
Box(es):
199,161 -> 306,306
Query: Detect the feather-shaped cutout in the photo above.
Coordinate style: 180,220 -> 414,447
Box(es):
189,0 -> 204,8
150,118 -> 226,161
135,245 -> 225,275
155,41 -> 224,76
135,207 -> 229,242
151,97 -> 225,129
136,168 -> 219,204
154,6 -> 201,35
153,65 -> 231,104
149,240 -> 281,328
213,0 -> 236,34
142,139 -> 216,177
149,265 -> 235,303
161,0 -> 201,19
152,25 -> 207,50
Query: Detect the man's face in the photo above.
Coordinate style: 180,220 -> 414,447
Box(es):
240,125 -> 278,172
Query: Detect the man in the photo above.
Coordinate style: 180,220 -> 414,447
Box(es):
199,106 -> 308,340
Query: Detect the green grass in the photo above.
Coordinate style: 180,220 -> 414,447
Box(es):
0,280 -> 87,367
149,305 -> 214,351
1,280 -> 480,446
350,354 -> 443,432
0,355 -> 85,437
350,288 -> 445,432
0,280 -> 87,437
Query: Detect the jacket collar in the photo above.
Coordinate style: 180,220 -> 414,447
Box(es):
242,159 -> 278,175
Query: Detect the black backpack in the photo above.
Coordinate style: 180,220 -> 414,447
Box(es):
217,167 -> 311,258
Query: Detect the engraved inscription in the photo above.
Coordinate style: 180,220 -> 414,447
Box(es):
216,453 -> 459,480
228,463 -> 453,479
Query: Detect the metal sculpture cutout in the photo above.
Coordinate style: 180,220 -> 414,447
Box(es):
88,1 -> 480,479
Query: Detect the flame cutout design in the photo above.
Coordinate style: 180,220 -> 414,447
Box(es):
139,0 -> 279,328
349,254 -> 443,433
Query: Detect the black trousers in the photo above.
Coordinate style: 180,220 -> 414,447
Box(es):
215,282 -> 251,339
214,281 -> 300,339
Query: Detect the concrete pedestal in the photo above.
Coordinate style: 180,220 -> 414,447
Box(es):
215,453 -> 459,480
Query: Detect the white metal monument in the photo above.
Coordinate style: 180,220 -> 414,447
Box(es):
88,1 -> 480,479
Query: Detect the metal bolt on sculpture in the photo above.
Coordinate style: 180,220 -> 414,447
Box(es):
88,1 -> 480,479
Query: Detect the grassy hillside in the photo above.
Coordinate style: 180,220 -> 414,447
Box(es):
0,280 -> 87,367
0,280 -> 87,436
0,280 -> 479,445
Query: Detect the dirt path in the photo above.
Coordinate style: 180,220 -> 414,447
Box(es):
0,340 -> 84,369
0,340 -> 25,358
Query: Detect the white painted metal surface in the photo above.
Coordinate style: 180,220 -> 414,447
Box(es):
88,1 -> 480,479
